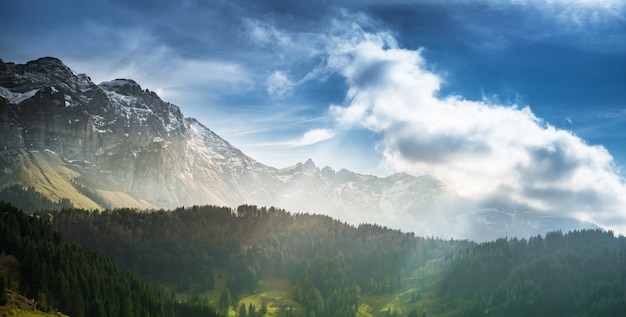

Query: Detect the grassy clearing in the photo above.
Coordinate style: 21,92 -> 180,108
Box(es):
174,276 -> 303,317
238,278 -> 304,317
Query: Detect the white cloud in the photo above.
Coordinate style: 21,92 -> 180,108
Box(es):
325,24 -> 626,233
295,128 -> 336,146
267,71 -> 294,97
263,128 -> 336,147
533,0 -> 625,31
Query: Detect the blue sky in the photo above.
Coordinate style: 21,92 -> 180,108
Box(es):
2,0 -> 626,232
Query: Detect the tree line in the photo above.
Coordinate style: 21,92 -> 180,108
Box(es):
0,185 -> 73,212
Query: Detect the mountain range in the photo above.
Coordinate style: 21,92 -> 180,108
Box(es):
0,57 -> 595,241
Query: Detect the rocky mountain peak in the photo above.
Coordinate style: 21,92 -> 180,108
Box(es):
27,56 -> 66,68
25,57 -> 75,80
99,79 -> 144,96
303,158 -> 317,170
0,56 -> 95,93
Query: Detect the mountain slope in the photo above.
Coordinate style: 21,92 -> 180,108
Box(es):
0,57 -> 595,240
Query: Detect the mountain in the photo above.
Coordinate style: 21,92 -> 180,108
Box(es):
0,57 -> 595,241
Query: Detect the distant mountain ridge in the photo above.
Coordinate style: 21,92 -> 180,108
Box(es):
0,57 -> 595,241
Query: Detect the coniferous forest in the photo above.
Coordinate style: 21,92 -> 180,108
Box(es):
49,205 -> 467,317
0,202 -> 219,317
2,199 -> 626,316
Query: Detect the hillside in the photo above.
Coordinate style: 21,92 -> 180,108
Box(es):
45,204 -> 626,317
0,202 -> 220,317
48,204 -> 468,317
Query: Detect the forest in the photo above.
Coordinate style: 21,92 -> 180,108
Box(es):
0,201 -> 219,317
441,230 -> 626,316
2,194 -> 626,316
48,204 -> 467,316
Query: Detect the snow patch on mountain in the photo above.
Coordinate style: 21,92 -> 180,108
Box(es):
0,86 -> 40,104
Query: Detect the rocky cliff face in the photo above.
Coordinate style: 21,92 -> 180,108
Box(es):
0,57 -> 264,208
0,57 -> 596,241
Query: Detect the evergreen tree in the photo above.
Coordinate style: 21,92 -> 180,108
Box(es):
219,288 -> 232,313
248,303 -> 256,317
0,271 -> 7,306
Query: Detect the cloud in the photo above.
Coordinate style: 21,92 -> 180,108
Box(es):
539,0 -> 626,26
295,128 -> 336,146
243,18 -> 293,48
267,71 -> 294,97
261,128 -> 335,148
249,128 -> 335,148
324,23 -> 626,233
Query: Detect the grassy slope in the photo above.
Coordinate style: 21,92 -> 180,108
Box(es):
0,150 -> 151,210
0,290 -> 68,317
0,150 -> 100,209
357,259 -> 464,317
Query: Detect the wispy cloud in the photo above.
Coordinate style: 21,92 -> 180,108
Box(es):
267,71 -> 294,97
230,116 -> 328,137
66,26 -> 253,105
233,124 -> 335,147
289,128 -> 336,147
243,18 -> 293,48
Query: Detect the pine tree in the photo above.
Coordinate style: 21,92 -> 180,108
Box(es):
219,288 -> 232,313
0,271 -> 8,306
249,303 -> 256,317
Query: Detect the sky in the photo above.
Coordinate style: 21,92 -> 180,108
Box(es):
2,0 -> 626,232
